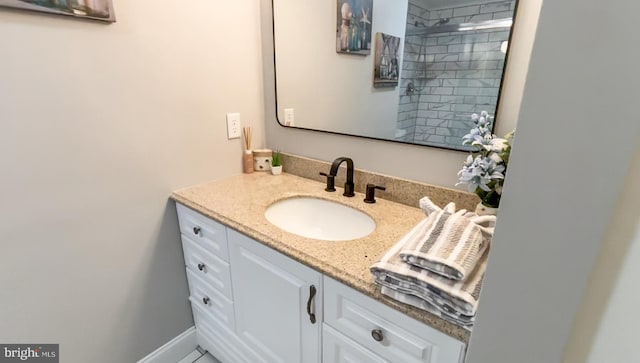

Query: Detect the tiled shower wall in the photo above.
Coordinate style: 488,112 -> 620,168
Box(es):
397,0 -> 514,148
397,0 -> 430,142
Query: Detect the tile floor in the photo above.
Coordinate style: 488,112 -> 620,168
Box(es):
177,349 -> 221,363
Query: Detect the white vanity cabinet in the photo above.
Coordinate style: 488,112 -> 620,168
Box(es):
177,204 -> 321,363
177,204 -> 257,363
227,228 -> 322,363
176,203 -> 465,363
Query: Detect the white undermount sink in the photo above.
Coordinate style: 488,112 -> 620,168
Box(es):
264,197 -> 376,241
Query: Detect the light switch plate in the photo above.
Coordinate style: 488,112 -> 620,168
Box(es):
226,113 -> 241,139
284,108 -> 295,126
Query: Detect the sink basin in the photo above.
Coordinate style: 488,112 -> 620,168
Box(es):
264,197 -> 376,241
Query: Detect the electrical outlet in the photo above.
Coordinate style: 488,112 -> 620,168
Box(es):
284,108 -> 295,126
226,113 -> 241,139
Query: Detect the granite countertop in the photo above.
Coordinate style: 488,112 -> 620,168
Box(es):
171,172 -> 471,343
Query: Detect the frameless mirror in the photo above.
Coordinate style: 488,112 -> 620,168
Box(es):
273,0 -> 517,151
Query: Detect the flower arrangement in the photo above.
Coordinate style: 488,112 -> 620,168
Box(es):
457,111 -> 513,209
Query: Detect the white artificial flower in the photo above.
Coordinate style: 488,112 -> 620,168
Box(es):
458,110 -> 512,200
489,137 -> 508,152
488,151 -> 503,164
462,127 -> 484,146
457,155 -> 504,192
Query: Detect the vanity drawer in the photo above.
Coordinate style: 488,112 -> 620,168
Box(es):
323,324 -> 389,363
324,277 -> 466,363
192,301 -> 263,363
182,234 -> 233,300
177,203 -> 229,262
186,268 -> 235,331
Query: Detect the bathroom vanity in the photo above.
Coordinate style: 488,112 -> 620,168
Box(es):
172,172 -> 472,363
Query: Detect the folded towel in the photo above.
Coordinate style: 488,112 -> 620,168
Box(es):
398,197 -> 495,281
380,286 -> 475,327
370,218 -> 488,323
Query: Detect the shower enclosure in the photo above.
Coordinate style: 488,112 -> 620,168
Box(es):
396,0 -> 514,149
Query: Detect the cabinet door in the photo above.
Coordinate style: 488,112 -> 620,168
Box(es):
323,324 -> 390,363
228,229 -> 322,363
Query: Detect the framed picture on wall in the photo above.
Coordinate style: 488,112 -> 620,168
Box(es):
373,32 -> 400,87
336,0 -> 373,55
0,0 -> 116,22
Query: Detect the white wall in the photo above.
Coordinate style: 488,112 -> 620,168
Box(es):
494,0 -> 541,137
586,220 -> 640,362
0,1 -> 264,362
263,0 -> 541,188
274,0 -> 407,139
562,142 -> 640,363
466,0 -> 640,361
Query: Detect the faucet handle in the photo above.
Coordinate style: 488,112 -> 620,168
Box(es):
319,172 -> 336,192
364,184 -> 386,204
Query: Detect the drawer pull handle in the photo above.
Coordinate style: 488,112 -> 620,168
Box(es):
202,297 -> 210,305
371,329 -> 384,342
197,263 -> 206,271
193,226 -> 201,236
306,285 -> 317,324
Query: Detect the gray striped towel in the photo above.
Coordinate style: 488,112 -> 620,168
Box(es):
370,216 -> 488,326
399,197 -> 495,281
380,286 -> 475,327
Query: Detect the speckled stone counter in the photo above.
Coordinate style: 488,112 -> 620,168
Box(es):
171,172 -> 471,343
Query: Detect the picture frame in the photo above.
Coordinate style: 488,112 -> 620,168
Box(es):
0,0 -> 116,22
336,0 -> 373,55
373,32 -> 401,87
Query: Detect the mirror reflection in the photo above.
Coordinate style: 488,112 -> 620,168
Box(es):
273,0 -> 517,151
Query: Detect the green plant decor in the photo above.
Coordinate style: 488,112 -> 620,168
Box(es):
272,151 -> 282,167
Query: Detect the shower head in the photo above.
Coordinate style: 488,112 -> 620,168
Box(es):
414,18 -> 450,28
434,18 -> 450,26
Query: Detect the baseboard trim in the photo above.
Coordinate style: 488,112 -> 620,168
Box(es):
137,326 -> 197,363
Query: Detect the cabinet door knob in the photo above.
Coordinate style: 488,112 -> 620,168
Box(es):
193,226 -> 201,236
197,263 -> 206,271
371,329 -> 384,342
306,285 -> 317,324
202,297 -> 210,305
